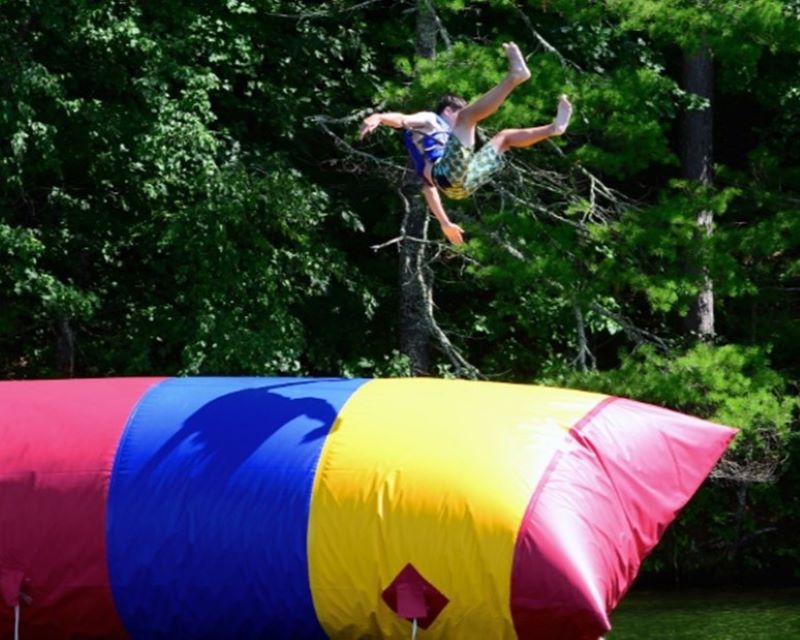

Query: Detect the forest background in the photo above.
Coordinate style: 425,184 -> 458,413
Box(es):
1,0 -> 798,586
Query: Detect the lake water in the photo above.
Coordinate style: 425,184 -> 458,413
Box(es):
608,588 -> 800,639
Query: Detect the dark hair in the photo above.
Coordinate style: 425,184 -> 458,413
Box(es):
435,95 -> 467,115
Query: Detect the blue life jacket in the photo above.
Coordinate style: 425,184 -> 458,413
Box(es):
402,114 -> 450,184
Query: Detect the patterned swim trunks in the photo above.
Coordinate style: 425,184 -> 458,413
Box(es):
431,134 -> 505,200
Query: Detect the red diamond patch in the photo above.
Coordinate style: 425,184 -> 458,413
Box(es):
381,563 -> 449,629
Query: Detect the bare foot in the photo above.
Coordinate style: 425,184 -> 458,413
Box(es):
503,42 -> 531,83
553,94 -> 572,135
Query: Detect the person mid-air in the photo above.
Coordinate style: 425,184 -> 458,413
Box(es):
360,42 -> 573,245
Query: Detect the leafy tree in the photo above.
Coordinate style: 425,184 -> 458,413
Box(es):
0,0 -> 379,377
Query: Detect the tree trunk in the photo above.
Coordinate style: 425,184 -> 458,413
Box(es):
56,316 -> 75,377
399,184 -> 432,376
415,0 -> 437,58
680,43 -> 715,340
398,0 -> 437,375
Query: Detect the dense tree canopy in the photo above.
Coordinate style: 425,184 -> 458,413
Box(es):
1,0 -> 798,583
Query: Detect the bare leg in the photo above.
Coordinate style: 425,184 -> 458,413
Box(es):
490,95 -> 573,153
452,43 -> 531,147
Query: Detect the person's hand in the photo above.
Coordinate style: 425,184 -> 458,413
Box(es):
441,221 -> 465,245
359,114 -> 381,140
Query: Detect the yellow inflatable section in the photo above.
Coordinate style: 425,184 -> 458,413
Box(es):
307,378 -> 606,638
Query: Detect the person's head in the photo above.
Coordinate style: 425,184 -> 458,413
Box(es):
435,95 -> 466,126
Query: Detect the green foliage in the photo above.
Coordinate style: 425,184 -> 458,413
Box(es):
0,221 -> 98,373
606,0 -> 798,57
596,181 -> 747,316
575,66 -> 678,177
100,157 -> 361,375
553,343 -> 797,445
0,0 -> 380,377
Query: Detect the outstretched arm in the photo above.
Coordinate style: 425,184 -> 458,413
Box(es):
421,183 -> 464,245
359,111 -> 436,139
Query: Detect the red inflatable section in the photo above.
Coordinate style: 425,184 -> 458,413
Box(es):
510,397 -> 736,639
0,378 -> 162,639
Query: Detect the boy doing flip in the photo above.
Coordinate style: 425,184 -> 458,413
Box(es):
359,43 -> 573,245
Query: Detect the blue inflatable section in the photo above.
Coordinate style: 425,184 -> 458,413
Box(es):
107,377 -> 367,639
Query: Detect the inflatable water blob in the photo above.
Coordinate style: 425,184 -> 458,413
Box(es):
0,377 -> 735,639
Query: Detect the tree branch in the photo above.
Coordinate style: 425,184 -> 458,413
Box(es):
511,0 -> 583,71
266,0 -> 386,20
588,302 -> 670,351
572,300 -> 596,372
310,112 -> 407,179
